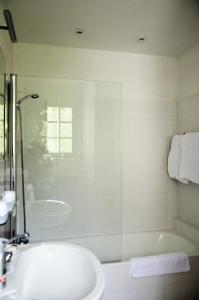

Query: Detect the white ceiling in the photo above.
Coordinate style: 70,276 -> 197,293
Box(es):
4,0 -> 199,56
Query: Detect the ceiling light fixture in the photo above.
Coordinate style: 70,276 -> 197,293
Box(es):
137,35 -> 148,43
73,28 -> 86,36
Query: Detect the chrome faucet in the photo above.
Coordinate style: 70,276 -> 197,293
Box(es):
8,232 -> 30,246
0,233 -> 29,289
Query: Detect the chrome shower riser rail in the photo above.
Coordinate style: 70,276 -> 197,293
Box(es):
16,105 -> 27,233
10,74 -> 17,236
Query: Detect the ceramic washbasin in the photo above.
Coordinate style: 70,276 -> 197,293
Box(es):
0,242 -> 105,300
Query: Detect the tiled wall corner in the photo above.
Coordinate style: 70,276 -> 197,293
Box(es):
178,42 -> 199,228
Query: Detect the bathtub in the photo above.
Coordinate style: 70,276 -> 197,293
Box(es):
101,230 -> 199,300
31,227 -> 199,299
30,226 -> 199,299
66,229 -> 198,263
121,230 -> 197,259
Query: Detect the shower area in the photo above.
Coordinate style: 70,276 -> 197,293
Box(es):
16,76 -> 122,262
12,67 -> 199,299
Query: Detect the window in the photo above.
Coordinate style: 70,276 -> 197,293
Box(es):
47,106 -> 72,154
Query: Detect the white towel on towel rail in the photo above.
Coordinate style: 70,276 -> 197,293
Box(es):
168,135 -> 189,184
129,252 -> 190,278
179,132 -> 199,184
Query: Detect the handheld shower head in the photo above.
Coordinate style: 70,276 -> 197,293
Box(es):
30,94 -> 39,99
17,94 -> 39,107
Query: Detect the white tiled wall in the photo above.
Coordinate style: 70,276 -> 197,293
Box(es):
178,42 -> 199,228
0,2 -> 13,237
0,2 -> 13,195
0,4 -> 13,73
13,43 -> 179,237
122,100 -> 178,232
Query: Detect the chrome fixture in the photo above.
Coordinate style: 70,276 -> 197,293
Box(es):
16,93 -> 39,107
10,74 -> 17,200
0,10 -> 17,43
7,232 -> 30,245
16,93 -> 39,233
10,73 -> 39,237
0,233 -> 29,288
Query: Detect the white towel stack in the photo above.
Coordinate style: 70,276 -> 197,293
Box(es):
168,132 -> 199,184
180,132 -> 199,184
129,252 -> 190,278
168,135 -> 188,184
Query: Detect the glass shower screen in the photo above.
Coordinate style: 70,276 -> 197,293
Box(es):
17,76 -> 122,262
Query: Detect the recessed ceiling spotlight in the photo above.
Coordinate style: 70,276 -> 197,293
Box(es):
73,28 -> 86,36
137,35 -> 148,43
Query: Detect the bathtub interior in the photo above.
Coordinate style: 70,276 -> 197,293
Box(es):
28,216 -> 199,263
121,230 -> 198,260
52,228 -> 199,263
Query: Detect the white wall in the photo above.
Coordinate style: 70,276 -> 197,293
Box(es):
0,2 -> 13,72
0,1 -> 13,237
178,43 -> 199,228
13,43 -> 179,234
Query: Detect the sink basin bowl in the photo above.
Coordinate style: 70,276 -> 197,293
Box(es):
1,242 -> 105,300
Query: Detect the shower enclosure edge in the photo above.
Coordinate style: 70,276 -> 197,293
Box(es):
10,73 -> 17,237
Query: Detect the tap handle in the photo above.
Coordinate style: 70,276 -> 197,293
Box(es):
5,251 -> 12,263
0,239 -> 8,250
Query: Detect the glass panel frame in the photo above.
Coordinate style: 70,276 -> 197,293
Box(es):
17,76 -> 122,262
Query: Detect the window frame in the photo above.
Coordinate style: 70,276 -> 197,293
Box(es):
47,106 -> 73,155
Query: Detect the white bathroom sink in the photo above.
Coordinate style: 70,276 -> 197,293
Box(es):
1,242 -> 105,300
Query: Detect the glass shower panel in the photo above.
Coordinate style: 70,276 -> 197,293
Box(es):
17,76 -> 122,262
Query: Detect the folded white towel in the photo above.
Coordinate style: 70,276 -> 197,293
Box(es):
179,132 -> 199,184
168,135 -> 189,184
129,252 -> 190,278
